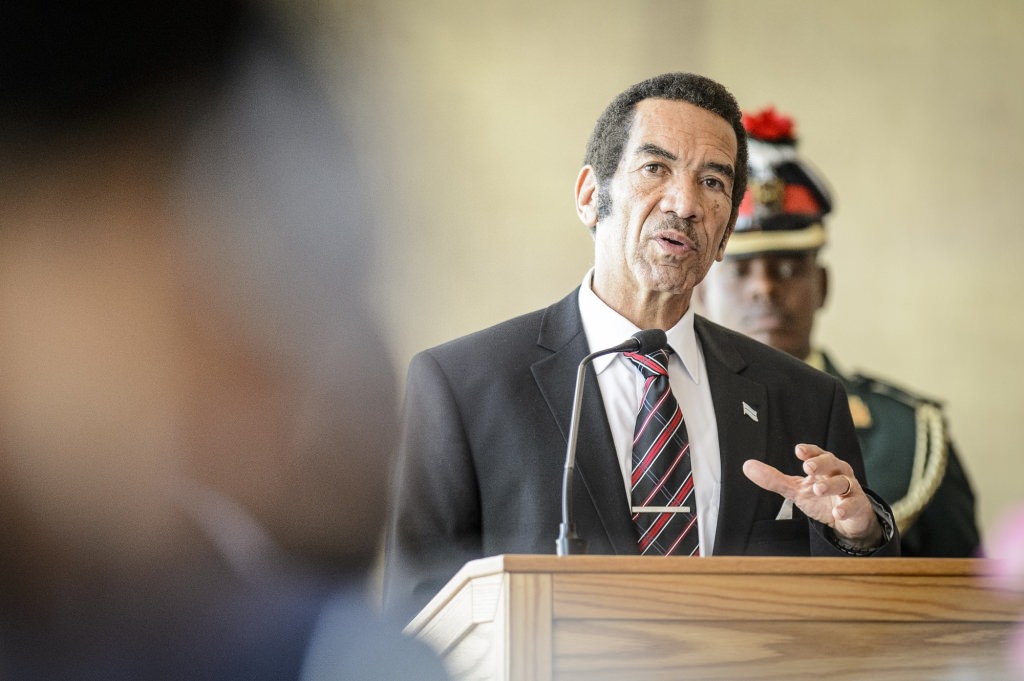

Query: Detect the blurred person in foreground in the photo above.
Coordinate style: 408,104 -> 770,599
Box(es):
0,1 -> 448,679
695,107 -> 980,557
383,72 -> 899,624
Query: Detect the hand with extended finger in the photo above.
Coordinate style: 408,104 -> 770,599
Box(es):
742,443 -> 883,550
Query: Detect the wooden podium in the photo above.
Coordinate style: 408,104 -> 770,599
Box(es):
406,555 -> 1023,681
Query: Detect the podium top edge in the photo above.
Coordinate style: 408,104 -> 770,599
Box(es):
463,554 -> 993,579
405,556 -> 1005,634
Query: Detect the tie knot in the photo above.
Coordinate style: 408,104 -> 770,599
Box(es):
626,349 -> 669,378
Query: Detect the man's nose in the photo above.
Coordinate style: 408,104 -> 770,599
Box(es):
744,260 -> 778,300
659,178 -> 704,221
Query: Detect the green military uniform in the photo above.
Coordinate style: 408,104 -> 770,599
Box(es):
713,106 -> 982,557
813,352 -> 980,557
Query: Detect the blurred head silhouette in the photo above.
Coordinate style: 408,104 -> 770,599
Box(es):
0,0 -> 395,612
0,4 -> 458,680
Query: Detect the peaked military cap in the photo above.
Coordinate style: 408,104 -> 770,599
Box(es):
727,107 -> 833,257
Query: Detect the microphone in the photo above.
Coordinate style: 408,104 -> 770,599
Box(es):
556,328 -> 667,556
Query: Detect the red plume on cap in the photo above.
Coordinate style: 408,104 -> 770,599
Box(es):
742,106 -> 796,143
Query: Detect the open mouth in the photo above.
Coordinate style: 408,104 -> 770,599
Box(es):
656,231 -> 695,253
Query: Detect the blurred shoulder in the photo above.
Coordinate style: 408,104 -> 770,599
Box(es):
824,353 -> 942,407
695,315 -> 840,389
820,352 -> 944,429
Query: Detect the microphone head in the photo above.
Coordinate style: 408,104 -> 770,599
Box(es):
631,328 -> 667,354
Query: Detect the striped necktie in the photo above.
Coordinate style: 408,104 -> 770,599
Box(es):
625,349 -> 699,556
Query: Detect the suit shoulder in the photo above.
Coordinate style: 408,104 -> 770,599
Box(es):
410,309 -> 544,371
415,288 -> 580,366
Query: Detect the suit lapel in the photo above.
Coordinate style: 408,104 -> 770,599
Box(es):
695,317 -> 768,555
531,290 -> 637,555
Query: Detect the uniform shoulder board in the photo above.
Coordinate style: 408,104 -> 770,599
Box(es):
848,371 -> 944,410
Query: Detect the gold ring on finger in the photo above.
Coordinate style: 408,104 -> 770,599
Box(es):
838,475 -> 853,498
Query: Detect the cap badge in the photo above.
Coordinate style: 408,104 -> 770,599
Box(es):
751,177 -> 785,212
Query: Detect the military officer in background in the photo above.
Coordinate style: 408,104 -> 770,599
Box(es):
696,107 -> 981,557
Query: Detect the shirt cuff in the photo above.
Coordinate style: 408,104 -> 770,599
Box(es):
825,494 -> 896,556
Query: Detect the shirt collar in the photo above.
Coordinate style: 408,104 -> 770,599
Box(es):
577,268 -> 704,384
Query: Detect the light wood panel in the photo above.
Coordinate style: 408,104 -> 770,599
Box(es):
407,556 -> 1023,681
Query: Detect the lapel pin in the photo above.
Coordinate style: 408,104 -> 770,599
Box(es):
742,401 -> 758,422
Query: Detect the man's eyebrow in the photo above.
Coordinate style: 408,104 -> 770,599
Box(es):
635,143 -> 677,161
635,143 -> 735,179
705,161 -> 735,179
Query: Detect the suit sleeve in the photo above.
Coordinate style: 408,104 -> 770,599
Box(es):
381,350 -> 483,623
808,377 -> 901,557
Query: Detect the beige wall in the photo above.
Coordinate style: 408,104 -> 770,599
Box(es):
325,0 -> 1023,553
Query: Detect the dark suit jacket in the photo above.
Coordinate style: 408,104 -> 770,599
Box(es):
383,289 -> 899,620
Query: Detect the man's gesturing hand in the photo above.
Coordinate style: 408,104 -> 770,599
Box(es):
743,444 -> 882,549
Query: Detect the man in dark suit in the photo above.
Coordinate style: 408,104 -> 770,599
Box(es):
383,73 -> 899,622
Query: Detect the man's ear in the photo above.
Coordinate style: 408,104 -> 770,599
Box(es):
816,264 -> 830,310
575,165 -> 599,228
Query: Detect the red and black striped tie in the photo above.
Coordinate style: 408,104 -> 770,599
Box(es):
625,349 -> 699,556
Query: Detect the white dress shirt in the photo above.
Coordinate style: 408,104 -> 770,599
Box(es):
577,269 -> 722,555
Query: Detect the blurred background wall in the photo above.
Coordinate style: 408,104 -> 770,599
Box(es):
313,0 -> 1021,553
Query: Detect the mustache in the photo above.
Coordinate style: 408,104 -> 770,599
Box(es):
653,216 -> 701,246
